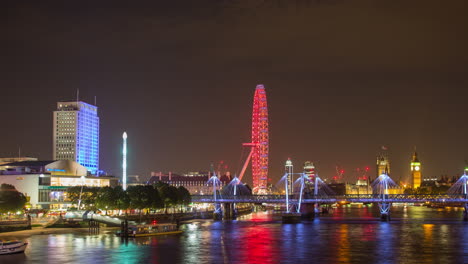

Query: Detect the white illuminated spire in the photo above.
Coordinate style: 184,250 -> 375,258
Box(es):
122,132 -> 127,190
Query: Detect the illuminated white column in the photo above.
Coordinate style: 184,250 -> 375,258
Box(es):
123,132 -> 127,191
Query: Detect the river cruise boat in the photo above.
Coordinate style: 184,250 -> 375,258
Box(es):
117,223 -> 182,237
0,240 -> 28,255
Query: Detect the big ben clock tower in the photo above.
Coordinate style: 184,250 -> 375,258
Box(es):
411,151 -> 422,189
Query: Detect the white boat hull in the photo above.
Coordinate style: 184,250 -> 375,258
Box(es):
0,242 -> 28,255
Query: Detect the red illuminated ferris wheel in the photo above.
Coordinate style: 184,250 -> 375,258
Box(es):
238,85 -> 269,194
251,85 -> 269,193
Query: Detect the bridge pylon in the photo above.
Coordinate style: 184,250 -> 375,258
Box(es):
371,173 -> 398,221
297,173 -> 315,220
278,173 -> 303,223
222,176 -> 248,220
207,174 -> 223,220
448,172 -> 468,221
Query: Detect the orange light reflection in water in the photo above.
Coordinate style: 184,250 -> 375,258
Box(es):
334,224 -> 350,263
423,224 -> 434,246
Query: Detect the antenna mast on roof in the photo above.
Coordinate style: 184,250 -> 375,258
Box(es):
94,96 -> 97,106
76,89 -> 79,102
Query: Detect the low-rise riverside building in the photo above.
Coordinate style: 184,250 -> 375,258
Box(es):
0,160 -> 117,210
0,157 -> 38,165
147,171 -> 230,195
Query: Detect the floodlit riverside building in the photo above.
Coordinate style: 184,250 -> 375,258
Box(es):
147,171 -> 230,195
53,101 -> 99,174
0,160 -> 117,210
345,180 -> 372,195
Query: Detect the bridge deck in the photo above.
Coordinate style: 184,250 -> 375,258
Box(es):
191,194 -> 468,203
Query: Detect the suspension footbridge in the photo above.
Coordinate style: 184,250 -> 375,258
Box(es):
201,172 -> 468,222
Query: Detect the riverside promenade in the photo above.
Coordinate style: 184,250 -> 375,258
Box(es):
0,226 -> 118,238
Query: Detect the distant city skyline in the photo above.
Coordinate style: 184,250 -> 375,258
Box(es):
0,90 -> 464,185
1,1 -> 467,185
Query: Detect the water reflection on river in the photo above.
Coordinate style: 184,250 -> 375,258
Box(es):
2,205 -> 468,264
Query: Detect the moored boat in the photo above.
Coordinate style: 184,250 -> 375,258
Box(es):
117,223 -> 182,237
0,240 -> 28,255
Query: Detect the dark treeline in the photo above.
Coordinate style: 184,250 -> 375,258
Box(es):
0,183 -> 27,214
67,182 -> 191,213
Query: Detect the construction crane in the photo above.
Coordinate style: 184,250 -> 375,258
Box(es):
333,165 -> 345,183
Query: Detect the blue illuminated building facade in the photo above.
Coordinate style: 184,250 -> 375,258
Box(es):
53,101 -> 99,174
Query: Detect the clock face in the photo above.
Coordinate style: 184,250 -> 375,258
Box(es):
415,166 -> 420,171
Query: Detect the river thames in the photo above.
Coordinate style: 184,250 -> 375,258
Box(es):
2,205 -> 468,264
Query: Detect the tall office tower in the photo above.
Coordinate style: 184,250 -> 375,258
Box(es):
53,101 -> 99,173
303,161 -> 316,182
410,151 -> 422,189
285,158 -> 294,193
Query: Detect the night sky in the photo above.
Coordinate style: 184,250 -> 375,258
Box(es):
2,1 -> 467,185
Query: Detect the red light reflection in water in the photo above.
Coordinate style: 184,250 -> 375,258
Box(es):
361,224 -> 377,242
150,237 -> 159,263
239,225 -> 278,264
360,205 -> 376,219
248,212 -> 272,222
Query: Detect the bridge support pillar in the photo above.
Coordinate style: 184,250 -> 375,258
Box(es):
300,203 -> 315,220
379,202 -> 391,221
314,203 -> 322,215
320,204 -> 330,214
213,203 -> 223,220
89,220 -> 100,233
27,214 -> 32,230
232,204 -> 238,219
463,203 -> 468,221
223,203 -> 237,220
120,219 -> 129,238
282,212 -> 302,223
